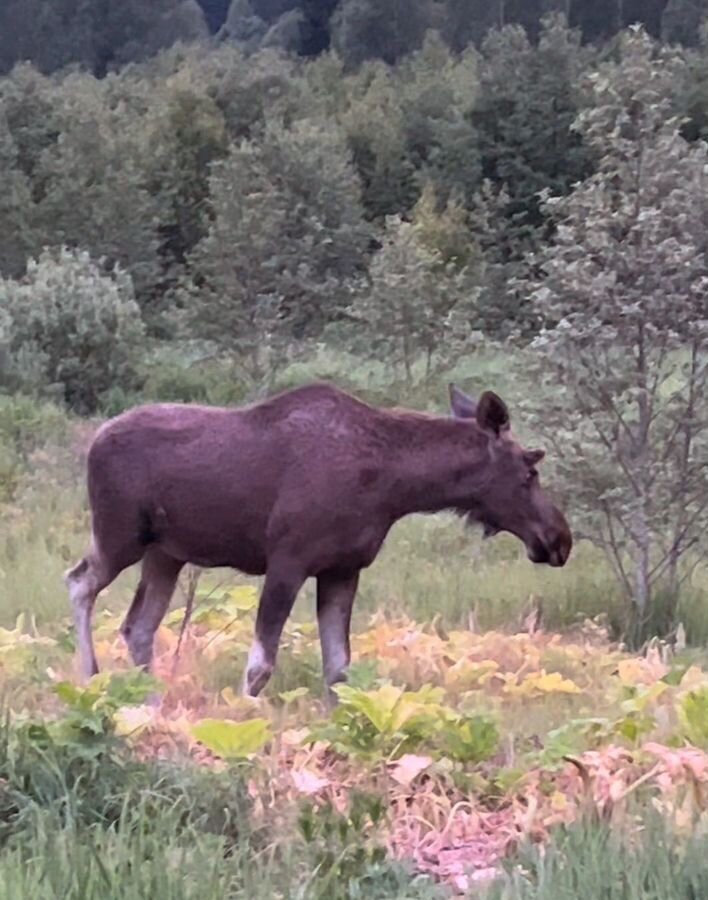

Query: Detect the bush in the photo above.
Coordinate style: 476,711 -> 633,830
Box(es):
0,247 -> 145,413
140,358 -> 250,407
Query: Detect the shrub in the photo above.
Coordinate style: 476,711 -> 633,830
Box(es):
0,247 -> 145,413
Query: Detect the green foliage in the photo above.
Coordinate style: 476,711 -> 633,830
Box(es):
521,29 -> 708,644
191,717 -> 272,759
469,15 -> 595,334
678,686 -> 708,746
345,215 -> 470,383
142,70 -> 229,279
0,710 -> 257,898
0,394 -> 70,501
0,117 -> 33,280
181,115 -> 370,388
330,0 -> 436,67
0,813 -> 236,900
662,0 -> 708,46
298,791 -> 441,900
139,356 -> 250,406
50,669 -> 161,747
339,33 -> 480,219
221,0 -> 269,47
313,682 -> 499,763
0,63 -> 59,183
0,0 -> 209,77
540,687 -> 666,765
412,183 -> 477,268
0,247 -> 145,413
31,73 -> 166,318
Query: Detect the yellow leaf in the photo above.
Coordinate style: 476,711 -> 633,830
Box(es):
617,656 -> 668,686
621,681 -> 667,713
281,728 -> 310,747
279,687 -> 309,704
550,790 -> 569,812
226,585 -> 259,611
220,687 -> 261,714
507,670 -> 581,696
679,666 -> 708,692
445,659 -> 499,691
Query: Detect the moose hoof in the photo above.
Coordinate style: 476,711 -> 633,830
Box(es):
244,664 -> 273,698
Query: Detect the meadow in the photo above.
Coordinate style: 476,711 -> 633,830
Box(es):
1,354 -> 708,899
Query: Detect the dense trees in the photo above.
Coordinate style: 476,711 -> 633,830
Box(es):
2,14 -> 708,385
0,0 -> 209,77
179,116 -> 371,388
469,16 -> 594,331
3,0 -> 705,78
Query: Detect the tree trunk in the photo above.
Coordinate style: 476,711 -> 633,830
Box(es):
402,330 -> 413,385
631,519 -> 651,646
631,321 -> 653,647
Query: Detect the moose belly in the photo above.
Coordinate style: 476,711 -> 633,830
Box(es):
303,525 -> 390,577
155,492 -> 269,575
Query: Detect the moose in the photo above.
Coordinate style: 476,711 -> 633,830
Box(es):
65,382 -> 572,701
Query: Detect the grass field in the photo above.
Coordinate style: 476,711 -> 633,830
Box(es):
2,362 -> 708,897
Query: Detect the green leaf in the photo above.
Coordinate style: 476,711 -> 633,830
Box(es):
54,681 -> 99,712
440,714 -> 499,764
191,717 -> 271,759
278,687 -> 309,704
679,688 -> 708,747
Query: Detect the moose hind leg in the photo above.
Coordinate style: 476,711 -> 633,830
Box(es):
317,570 -> 359,706
243,560 -> 305,698
120,549 -> 183,670
64,553 -> 111,682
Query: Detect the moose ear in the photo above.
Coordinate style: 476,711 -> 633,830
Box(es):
476,391 -> 510,436
449,384 -> 477,419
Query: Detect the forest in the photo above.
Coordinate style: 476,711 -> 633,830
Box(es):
1,3 -> 708,898
0,0 -> 703,74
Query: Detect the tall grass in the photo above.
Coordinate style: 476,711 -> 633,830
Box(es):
0,719 -> 440,900
487,812 -> 708,900
357,514 -> 626,634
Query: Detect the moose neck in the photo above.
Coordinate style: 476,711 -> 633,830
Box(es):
383,413 -> 490,519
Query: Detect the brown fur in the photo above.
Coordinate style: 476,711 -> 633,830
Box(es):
65,382 -> 572,701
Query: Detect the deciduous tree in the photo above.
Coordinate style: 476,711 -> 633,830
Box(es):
346,215 -> 469,384
181,118 -> 370,389
522,30 -> 708,644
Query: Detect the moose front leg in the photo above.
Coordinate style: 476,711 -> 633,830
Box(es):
317,570 -> 359,706
243,559 -> 305,698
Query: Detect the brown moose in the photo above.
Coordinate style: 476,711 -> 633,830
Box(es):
65,383 -> 572,701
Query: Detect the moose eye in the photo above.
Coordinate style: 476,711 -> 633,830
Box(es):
525,468 -> 538,485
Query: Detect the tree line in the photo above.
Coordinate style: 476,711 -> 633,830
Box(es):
1,0 -> 706,76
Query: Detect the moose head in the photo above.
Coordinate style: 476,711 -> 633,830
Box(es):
449,384 -> 572,568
